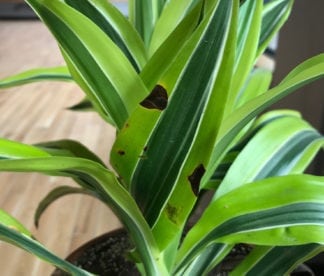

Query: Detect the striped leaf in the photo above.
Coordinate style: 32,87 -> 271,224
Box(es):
148,0 -> 202,55
204,54 -> 324,188
0,66 -> 71,89
258,0 -> 293,57
64,0 -> 147,71
235,68 -> 272,108
0,209 -> 91,274
176,174 -> 324,271
129,0 -> 164,47
209,110 -> 299,187
225,0 -> 263,114
152,0 -> 239,249
231,244 -> 324,275
27,0 -> 148,129
184,111 -> 323,273
0,139 -> 167,275
0,138 -> 51,159
0,223 -> 92,275
0,209 -> 31,237
35,139 -> 106,167
140,0 -> 204,90
214,114 -> 324,199
180,243 -> 233,276
112,0 -> 236,231
111,0 -> 227,186
227,0 -> 293,114
35,139 -> 109,191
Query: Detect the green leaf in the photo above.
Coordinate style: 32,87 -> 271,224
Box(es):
152,0 -> 239,249
258,0 -> 293,57
35,139 -> 106,167
111,0 -> 227,186
0,66 -> 71,89
133,0 -> 235,226
208,110 -> 299,187
64,0 -> 147,71
148,0 -> 202,55
214,115 -> 323,199
235,68 -> 272,109
281,51 -> 324,83
190,112 -> 322,272
231,244 -> 324,276
27,0 -> 148,129
204,54 -> 324,188
0,138 -> 51,159
111,1 -> 238,253
176,175 -> 324,271
179,243 -> 233,276
139,0 -> 204,90
225,0 -> 263,114
129,0 -> 161,47
0,209 -> 31,237
34,186 -> 94,227
0,223 -> 92,275
0,209 -> 90,274
0,138 -> 166,274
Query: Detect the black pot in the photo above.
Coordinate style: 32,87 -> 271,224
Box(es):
52,228 -> 320,276
52,228 -> 139,276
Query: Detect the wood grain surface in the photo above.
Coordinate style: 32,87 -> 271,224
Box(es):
0,20 -> 121,275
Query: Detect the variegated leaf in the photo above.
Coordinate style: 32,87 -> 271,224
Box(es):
0,138 -> 166,275
64,0 -> 147,71
27,0 -> 148,129
0,66 -> 71,89
176,175 -> 324,272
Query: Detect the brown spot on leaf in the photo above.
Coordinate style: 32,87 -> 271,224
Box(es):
139,154 -> 148,159
140,84 -> 168,110
188,164 -> 206,196
166,204 -> 181,225
117,150 -> 125,156
143,146 -> 148,152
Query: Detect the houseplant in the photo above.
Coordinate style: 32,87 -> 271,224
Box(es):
0,0 -> 323,274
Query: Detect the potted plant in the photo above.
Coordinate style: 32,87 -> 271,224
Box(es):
0,0 -> 323,275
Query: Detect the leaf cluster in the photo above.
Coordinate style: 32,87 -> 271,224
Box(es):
0,0 -> 323,275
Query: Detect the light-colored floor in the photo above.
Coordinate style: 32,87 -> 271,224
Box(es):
0,20 -> 121,275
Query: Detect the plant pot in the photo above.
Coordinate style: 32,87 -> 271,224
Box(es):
52,228 -> 317,276
51,227 -> 252,275
304,253 -> 324,275
52,228 -> 139,276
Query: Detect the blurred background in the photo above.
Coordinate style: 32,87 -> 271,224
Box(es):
271,1 -> 324,175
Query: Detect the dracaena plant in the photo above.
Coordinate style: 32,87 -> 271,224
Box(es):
0,0 -> 323,275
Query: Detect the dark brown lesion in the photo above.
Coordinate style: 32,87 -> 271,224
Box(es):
188,164 -> 206,196
139,146 -> 148,159
166,203 -> 181,225
117,150 -> 125,156
140,84 -> 168,110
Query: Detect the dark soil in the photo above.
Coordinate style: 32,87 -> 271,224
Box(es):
52,229 -> 139,276
52,229 -> 252,276
52,229 -> 317,276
